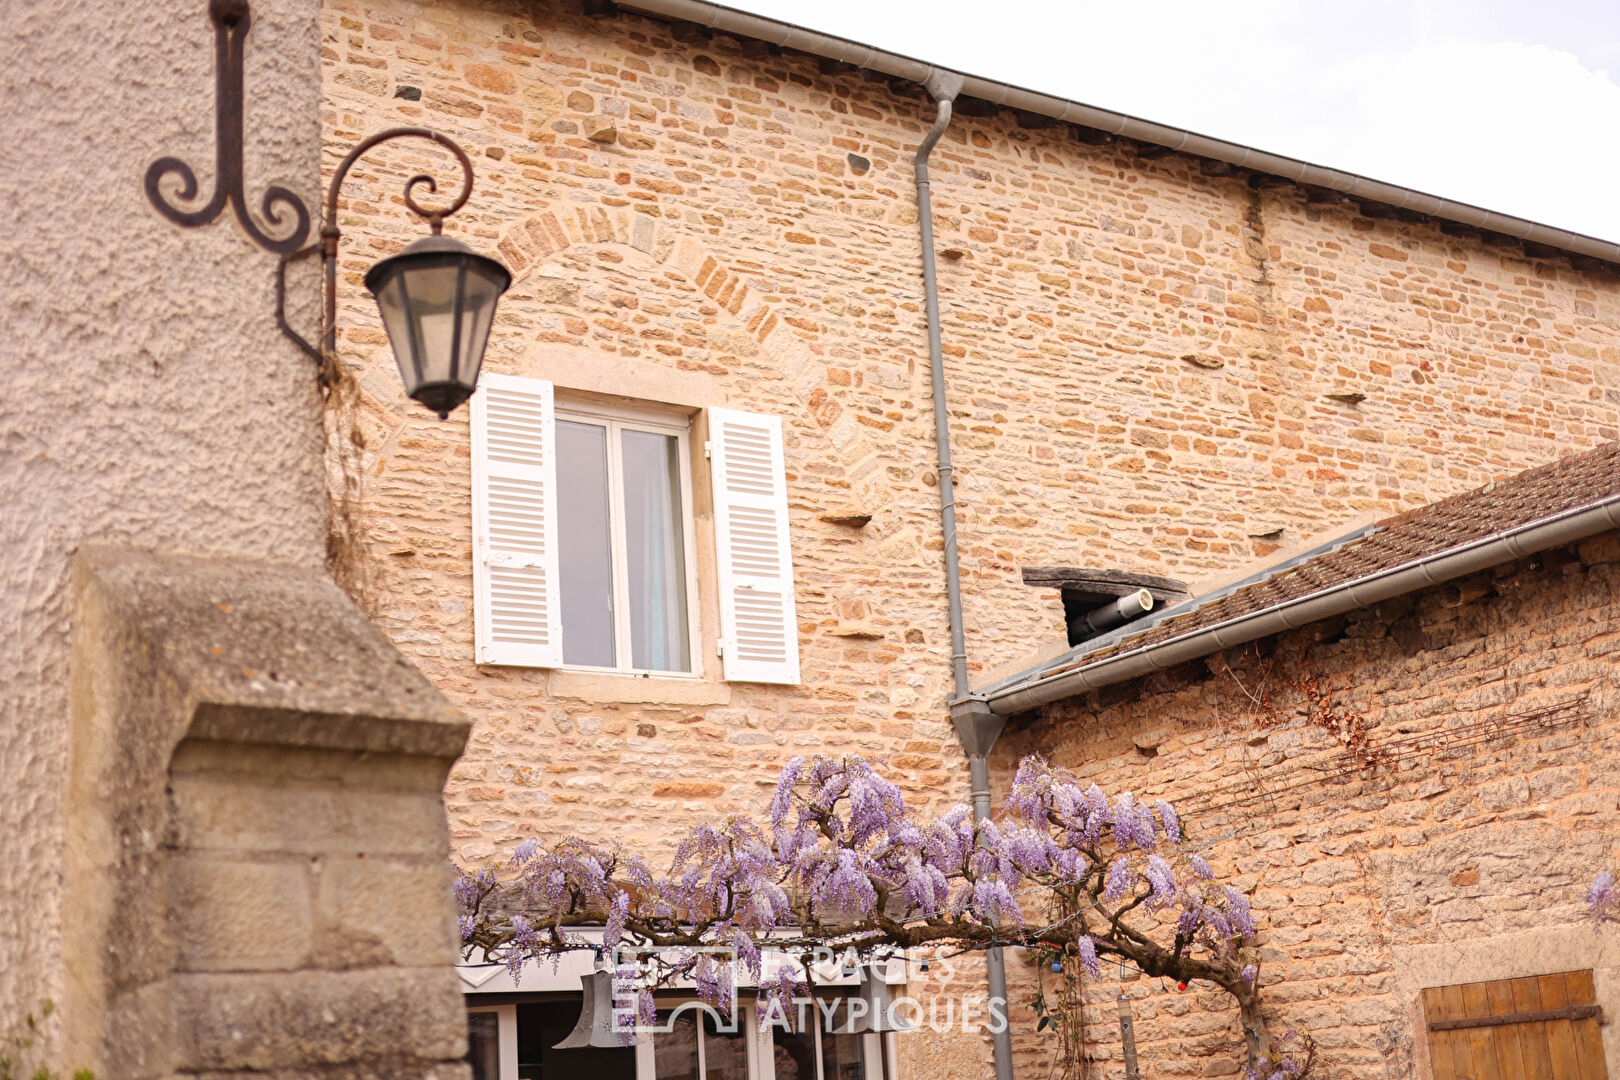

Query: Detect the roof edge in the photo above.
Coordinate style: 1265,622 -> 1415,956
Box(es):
620,0 -> 1620,266
975,492 -> 1620,716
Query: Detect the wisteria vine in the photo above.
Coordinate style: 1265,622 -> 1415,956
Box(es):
456,754 -> 1309,1077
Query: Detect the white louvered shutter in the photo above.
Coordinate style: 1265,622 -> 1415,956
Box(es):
709,408 -> 800,684
471,374 -> 563,667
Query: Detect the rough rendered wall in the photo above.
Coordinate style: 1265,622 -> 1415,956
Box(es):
0,0 -> 326,1047
319,0 -> 1620,1073
998,533 -> 1620,1080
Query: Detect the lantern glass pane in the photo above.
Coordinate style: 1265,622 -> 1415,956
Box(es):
399,260 -> 464,387
366,239 -> 511,418
455,262 -> 506,386
372,274 -> 424,394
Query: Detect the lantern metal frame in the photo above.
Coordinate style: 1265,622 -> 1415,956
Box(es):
146,0 -> 499,403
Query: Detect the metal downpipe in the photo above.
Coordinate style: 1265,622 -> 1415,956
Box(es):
916,88 -> 969,700
914,75 -> 1015,1080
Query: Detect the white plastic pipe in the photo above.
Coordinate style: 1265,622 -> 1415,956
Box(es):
1070,588 -> 1155,639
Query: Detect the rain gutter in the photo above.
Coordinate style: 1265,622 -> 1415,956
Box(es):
618,0 -> 1620,265
977,492 -> 1620,716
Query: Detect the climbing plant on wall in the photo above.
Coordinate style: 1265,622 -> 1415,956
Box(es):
457,754 -> 1313,1079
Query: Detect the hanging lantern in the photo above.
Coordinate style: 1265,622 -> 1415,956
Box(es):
365,233 -> 511,420
554,968 -> 647,1049
849,960 -> 917,1034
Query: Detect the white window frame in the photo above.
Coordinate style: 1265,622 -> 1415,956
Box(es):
466,1003 -> 518,1080
464,999 -> 898,1080
554,398 -> 702,679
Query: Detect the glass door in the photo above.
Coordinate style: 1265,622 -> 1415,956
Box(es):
469,999 -> 897,1080
647,1007 -> 755,1080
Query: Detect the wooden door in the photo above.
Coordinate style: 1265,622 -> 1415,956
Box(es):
1424,971 -> 1607,1080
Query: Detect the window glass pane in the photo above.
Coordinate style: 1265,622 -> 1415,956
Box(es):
466,1011 -> 500,1080
556,420 -> 615,667
655,1011 -> 700,1080
702,1010 -> 749,1080
620,428 -> 690,672
518,1001 -> 637,1080
771,1026 -> 819,1080
820,1030 -> 864,1080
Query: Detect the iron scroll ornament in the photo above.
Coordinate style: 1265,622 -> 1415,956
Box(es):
276,127 -> 476,384
144,0 -> 311,255
147,0 -> 482,391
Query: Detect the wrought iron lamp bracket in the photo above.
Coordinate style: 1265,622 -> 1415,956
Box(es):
143,0 -> 311,256
147,0 -> 477,391
277,127 -> 475,389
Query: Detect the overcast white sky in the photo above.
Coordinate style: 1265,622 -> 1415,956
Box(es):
726,0 -> 1620,243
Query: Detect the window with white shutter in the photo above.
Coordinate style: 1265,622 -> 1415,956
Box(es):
472,374 -> 564,667
709,408 -> 800,685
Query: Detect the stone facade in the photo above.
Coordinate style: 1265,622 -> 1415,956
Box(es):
997,531 -> 1620,1080
318,0 -> 1620,1074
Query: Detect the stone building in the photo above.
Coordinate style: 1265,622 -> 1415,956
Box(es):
989,442 -> 1620,1080
315,0 -> 1620,1077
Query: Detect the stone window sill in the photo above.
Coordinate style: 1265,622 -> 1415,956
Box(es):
546,669 -> 732,706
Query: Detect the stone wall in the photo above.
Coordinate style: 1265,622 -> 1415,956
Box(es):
996,532 -> 1620,1079
65,548 -> 472,1077
320,0 -> 1620,828
319,0 -> 1620,1074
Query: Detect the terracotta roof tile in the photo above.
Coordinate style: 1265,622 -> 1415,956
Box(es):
1061,442 -> 1620,668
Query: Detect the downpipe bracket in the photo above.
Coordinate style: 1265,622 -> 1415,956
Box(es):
950,697 -> 1005,761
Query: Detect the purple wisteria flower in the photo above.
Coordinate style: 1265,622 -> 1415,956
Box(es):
1223,885 -> 1256,938
1077,934 -> 1101,978
770,757 -> 805,831
506,915 -> 539,976
1155,800 -> 1181,844
603,890 -> 629,952
1589,868 -> 1616,928
1144,855 -> 1178,907
758,966 -> 808,1031
969,878 -> 1024,926
1104,856 -> 1133,904
454,866 -> 496,909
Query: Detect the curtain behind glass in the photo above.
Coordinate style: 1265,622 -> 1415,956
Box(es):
621,429 -> 690,672
821,1029 -> 865,1080
465,1012 -> 499,1080
770,1026 -> 818,1080
655,1012 -> 700,1080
